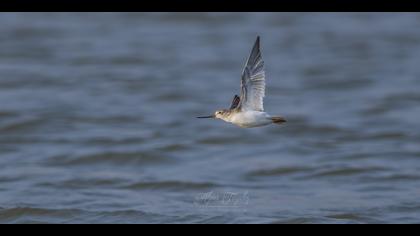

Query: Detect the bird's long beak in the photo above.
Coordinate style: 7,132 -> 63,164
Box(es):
196,115 -> 215,119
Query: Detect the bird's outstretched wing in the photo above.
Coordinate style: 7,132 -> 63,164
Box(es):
230,95 -> 240,110
238,36 -> 265,112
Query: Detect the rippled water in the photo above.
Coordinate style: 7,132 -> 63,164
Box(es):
1,13 -> 420,223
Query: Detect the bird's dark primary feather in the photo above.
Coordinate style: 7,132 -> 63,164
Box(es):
230,95 -> 240,110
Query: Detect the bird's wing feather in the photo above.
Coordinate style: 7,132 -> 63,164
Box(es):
239,36 -> 265,112
230,95 -> 240,110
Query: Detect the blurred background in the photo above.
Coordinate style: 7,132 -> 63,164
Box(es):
0,13 -> 420,223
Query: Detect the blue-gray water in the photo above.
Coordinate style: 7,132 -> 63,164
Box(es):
1,13 -> 420,224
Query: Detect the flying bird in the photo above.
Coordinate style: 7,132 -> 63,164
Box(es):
197,36 -> 286,128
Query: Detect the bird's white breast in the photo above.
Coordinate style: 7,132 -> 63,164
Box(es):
226,111 -> 271,128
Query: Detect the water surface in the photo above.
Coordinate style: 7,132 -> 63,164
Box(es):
1,13 -> 420,223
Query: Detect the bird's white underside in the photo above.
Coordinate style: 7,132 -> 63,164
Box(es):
224,111 -> 272,128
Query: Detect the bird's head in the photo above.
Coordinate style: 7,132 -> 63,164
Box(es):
197,109 -> 230,120
214,109 -> 230,119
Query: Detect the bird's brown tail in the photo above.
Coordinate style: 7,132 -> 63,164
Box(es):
270,116 -> 287,125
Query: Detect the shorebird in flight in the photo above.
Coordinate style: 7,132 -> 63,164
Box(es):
197,36 -> 286,128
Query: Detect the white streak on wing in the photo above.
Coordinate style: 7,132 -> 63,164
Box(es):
239,36 -> 265,112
